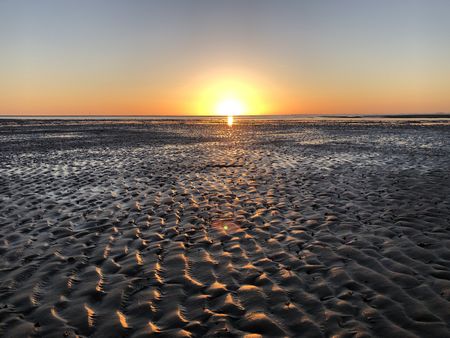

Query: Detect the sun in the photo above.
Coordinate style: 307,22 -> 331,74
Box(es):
214,98 -> 246,116
188,69 -> 273,116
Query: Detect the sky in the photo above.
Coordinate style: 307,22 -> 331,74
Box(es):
1,0 -> 450,116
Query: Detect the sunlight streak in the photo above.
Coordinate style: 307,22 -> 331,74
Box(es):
227,115 -> 234,126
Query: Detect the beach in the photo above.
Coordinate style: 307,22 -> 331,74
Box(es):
0,118 -> 449,337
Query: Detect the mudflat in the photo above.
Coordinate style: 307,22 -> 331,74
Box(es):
0,119 -> 449,337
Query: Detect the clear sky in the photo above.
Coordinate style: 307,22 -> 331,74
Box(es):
1,0 -> 449,116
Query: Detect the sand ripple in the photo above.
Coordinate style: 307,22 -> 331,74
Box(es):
0,119 -> 449,337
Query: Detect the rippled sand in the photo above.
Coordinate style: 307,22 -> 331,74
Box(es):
0,119 -> 449,337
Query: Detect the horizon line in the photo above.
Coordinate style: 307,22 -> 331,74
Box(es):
0,112 -> 449,118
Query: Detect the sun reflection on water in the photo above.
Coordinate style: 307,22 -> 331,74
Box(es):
227,115 -> 234,127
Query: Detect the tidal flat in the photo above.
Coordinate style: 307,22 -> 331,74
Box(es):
0,119 -> 449,337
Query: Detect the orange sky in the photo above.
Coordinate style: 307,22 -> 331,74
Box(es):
1,1 -> 449,116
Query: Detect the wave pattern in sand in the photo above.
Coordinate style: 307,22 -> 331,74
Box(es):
0,120 -> 449,337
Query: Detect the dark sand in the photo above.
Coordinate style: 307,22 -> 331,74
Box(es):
0,119 -> 449,337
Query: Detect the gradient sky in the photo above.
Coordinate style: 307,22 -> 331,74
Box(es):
1,0 -> 450,115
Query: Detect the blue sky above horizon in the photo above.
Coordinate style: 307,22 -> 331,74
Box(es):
1,0 -> 449,115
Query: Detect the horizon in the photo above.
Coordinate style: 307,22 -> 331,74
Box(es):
1,112 -> 450,120
1,0 -> 450,116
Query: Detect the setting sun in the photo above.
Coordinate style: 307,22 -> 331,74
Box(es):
188,71 -> 273,116
215,98 -> 246,116
215,98 -> 246,126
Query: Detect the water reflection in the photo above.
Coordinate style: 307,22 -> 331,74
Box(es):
227,115 -> 234,127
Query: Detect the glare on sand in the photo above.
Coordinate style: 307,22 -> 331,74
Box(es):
117,310 -> 129,329
84,304 -> 95,327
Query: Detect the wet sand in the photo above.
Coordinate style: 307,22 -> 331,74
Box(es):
0,119 -> 449,337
